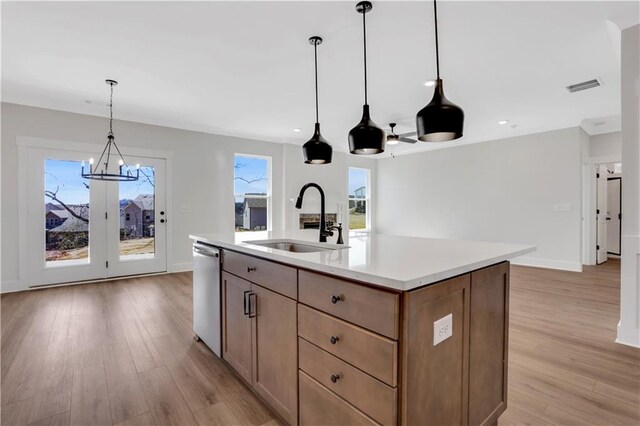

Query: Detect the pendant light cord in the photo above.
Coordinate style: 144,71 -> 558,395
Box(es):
362,9 -> 368,105
433,0 -> 440,79
314,42 -> 319,124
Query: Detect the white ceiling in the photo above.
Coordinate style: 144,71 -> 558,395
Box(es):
2,1 -> 638,157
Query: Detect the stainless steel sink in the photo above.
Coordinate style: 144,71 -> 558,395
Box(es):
246,239 -> 342,253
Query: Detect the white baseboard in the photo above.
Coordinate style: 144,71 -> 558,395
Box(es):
169,262 -> 193,273
0,280 -> 24,294
616,321 -> 640,348
511,256 -> 583,272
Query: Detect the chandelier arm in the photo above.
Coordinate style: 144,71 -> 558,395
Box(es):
93,139 -> 110,172
110,140 -> 130,167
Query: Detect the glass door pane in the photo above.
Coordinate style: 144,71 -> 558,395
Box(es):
106,157 -> 166,278
45,159 -> 90,265
119,165 -> 156,260
25,147 -> 107,286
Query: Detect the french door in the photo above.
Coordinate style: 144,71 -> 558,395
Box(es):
25,147 -> 167,286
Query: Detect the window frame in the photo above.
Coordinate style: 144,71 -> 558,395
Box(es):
348,167 -> 371,232
234,153 -> 272,232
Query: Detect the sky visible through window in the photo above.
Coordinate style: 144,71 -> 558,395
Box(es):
45,160 -> 88,204
45,160 -> 154,204
349,168 -> 367,198
234,156 -> 268,202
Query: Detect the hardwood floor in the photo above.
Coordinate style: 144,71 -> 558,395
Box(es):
501,259 -> 640,426
1,260 -> 638,425
1,274 -> 280,426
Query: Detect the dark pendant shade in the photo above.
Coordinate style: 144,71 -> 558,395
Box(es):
303,123 -> 333,164
416,79 -> 464,142
302,35 -> 333,164
349,104 -> 385,155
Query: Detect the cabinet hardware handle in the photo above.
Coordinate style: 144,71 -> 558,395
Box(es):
330,374 -> 340,383
160,219 -> 165,223
248,292 -> 257,318
247,266 -> 257,272
331,295 -> 341,304
330,336 -> 340,344
243,291 -> 251,316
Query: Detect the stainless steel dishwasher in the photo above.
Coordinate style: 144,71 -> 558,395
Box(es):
192,242 -> 221,357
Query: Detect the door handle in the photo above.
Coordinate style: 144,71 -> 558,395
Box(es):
248,292 -> 257,318
243,291 -> 251,316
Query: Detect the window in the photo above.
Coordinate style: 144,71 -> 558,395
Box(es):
125,213 -> 130,221
234,154 -> 271,232
348,167 -> 370,231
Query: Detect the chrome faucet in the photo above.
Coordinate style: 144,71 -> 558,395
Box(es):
295,183 -> 334,243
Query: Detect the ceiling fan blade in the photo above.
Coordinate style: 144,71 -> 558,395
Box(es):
399,137 -> 418,144
398,131 -> 417,137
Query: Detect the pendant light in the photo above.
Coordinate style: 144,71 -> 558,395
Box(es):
416,0 -> 464,142
82,79 -> 139,181
348,1 -> 385,155
303,36 -> 333,164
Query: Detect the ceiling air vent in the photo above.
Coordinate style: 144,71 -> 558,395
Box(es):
566,78 -> 601,93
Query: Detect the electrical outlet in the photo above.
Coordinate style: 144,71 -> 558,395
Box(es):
433,313 -> 453,346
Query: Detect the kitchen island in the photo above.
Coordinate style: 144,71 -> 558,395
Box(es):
189,232 -> 534,426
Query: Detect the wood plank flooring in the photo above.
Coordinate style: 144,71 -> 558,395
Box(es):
1,260 -> 638,425
1,274 -> 279,426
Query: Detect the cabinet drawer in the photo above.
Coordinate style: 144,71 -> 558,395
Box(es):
299,270 -> 399,339
222,250 -> 297,299
298,305 -> 397,387
299,371 -> 378,426
299,338 -> 397,425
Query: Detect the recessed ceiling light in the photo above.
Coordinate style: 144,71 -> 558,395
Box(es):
424,80 -> 435,87
498,120 -> 509,125
293,128 -> 301,132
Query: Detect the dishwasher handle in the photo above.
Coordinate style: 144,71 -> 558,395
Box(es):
193,244 -> 219,257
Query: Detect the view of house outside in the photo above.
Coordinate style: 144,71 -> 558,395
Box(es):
349,167 -> 369,230
44,159 -> 156,263
234,155 -> 269,231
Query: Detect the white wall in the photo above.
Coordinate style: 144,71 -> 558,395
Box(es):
617,24 -> 640,347
590,131 -> 622,160
1,103 -> 370,292
281,143 -> 376,242
375,127 -> 583,271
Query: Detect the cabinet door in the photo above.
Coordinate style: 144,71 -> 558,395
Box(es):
252,284 -> 298,425
469,262 -> 509,426
222,272 -> 252,384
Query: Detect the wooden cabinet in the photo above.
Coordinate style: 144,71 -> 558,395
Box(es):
469,262 -> 509,426
221,268 -> 298,425
299,371 -> 377,426
222,272 -> 252,384
252,284 -> 298,424
220,248 -> 510,426
299,270 -> 400,339
298,305 -> 397,387
401,274 -> 471,426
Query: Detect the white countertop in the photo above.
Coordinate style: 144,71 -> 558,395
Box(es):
189,231 -> 535,291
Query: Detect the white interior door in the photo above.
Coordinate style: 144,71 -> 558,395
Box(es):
607,177 -> 621,256
26,147 -> 108,286
596,169 -> 608,264
105,156 -> 167,277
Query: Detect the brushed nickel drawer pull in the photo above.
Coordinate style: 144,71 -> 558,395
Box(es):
247,266 -> 257,272
330,335 -> 340,344
331,295 -> 342,304
330,374 -> 340,383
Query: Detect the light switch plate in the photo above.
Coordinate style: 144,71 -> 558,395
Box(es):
433,313 -> 453,346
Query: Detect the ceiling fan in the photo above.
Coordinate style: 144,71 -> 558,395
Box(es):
386,123 -> 418,145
